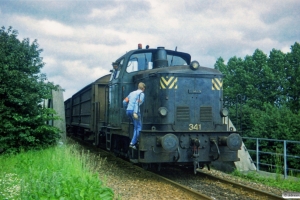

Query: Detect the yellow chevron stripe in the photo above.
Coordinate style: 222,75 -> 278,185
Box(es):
160,79 -> 166,89
160,76 -> 177,89
161,76 -> 174,85
214,78 -> 222,87
212,78 -> 223,90
169,77 -> 177,89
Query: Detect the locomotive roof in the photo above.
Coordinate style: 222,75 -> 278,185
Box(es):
115,46 -> 221,76
115,47 -> 191,64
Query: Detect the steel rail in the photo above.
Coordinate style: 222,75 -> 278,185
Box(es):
197,170 -> 284,200
146,170 -> 214,200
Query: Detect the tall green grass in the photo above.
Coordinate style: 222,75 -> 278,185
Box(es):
0,144 -> 114,200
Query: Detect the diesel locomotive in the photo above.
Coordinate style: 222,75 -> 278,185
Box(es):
65,44 -> 242,173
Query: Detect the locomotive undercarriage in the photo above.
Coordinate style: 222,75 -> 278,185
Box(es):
93,127 -> 241,174
67,125 -> 95,142
67,124 -> 241,174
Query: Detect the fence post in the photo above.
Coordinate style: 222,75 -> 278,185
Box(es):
284,140 -> 287,179
256,138 -> 259,171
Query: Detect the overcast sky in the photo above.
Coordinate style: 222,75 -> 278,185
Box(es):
1,0 -> 299,100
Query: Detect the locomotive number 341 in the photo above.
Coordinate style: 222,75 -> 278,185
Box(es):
189,124 -> 201,130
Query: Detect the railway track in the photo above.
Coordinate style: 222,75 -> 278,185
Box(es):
146,170 -> 213,200
69,137 -> 284,199
72,138 -> 214,200
196,170 -> 283,200
153,165 -> 284,200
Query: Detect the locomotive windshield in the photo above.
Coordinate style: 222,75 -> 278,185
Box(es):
127,52 -> 152,73
126,51 -> 188,73
167,54 -> 188,66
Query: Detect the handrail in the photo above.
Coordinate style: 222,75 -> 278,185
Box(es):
242,137 -> 300,179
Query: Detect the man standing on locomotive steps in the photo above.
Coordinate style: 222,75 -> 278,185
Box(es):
123,82 -> 146,150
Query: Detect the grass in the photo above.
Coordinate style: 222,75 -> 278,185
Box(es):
0,143 -> 114,200
231,169 -> 300,192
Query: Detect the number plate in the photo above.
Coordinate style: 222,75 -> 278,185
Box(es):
189,124 -> 201,130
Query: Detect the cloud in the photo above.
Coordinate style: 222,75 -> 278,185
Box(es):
43,59 -> 110,99
15,16 -> 74,37
38,19 -> 74,37
88,7 -> 121,20
0,0 -> 299,100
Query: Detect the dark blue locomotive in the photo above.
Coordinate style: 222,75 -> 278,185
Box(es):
65,44 -> 242,173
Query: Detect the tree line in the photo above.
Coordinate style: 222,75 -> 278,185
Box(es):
215,42 -> 300,172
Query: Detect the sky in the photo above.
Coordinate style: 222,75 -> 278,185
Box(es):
1,0 -> 299,100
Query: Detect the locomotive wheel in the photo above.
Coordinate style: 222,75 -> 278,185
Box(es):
142,163 -> 149,170
127,150 -> 131,159
206,163 -> 210,170
113,150 -> 120,157
193,162 -> 199,174
157,163 -> 161,171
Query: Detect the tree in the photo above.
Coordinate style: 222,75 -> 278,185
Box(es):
215,43 -> 300,171
0,26 -> 60,154
214,43 -> 300,131
267,49 -> 288,107
285,42 -> 300,113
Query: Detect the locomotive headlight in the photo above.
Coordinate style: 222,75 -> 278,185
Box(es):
158,107 -> 168,117
220,108 -> 229,117
190,60 -> 200,70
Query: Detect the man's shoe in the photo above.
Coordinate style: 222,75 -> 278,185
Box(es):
129,144 -> 137,150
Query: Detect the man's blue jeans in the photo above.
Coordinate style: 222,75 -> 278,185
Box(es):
126,110 -> 141,145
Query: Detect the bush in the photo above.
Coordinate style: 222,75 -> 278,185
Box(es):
0,26 -> 60,154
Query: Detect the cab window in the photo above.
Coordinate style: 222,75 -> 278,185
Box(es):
126,52 -> 153,73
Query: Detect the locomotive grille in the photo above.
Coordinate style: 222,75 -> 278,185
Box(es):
200,106 -> 213,121
176,106 -> 190,121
